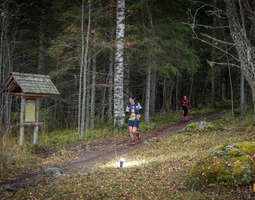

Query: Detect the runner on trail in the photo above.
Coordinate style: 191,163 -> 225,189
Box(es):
181,96 -> 190,122
123,97 -> 143,145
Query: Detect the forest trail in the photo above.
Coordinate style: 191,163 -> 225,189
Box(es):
63,110 -> 227,173
0,110 -> 227,199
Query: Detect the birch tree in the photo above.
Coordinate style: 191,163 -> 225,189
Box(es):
114,0 -> 125,127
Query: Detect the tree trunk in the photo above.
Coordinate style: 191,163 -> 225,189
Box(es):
101,87 -> 107,120
38,0 -> 49,74
114,0 -> 125,127
86,59 -> 91,130
211,68 -> 216,108
124,53 -> 130,104
175,75 -> 179,111
211,0 -> 217,109
240,71 -> 245,116
90,56 -> 96,129
228,63 -> 234,117
252,85 -> 255,119
80,1 -> 91,136
189,73 -> 194,102
145,66 -> 151,123
0,1 -> 13,126
169,81 -> 175,111
161,78 -> 167,112
150,69 -> 157,116
108,51 -> 114,120
225,0 -> 255,120
221,77 -> 227,102
78,0 -> 85,135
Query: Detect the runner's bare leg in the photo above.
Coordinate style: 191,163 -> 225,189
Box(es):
129,126 -> 135,141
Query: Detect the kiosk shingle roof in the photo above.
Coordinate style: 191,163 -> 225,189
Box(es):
1,72 -> 60,96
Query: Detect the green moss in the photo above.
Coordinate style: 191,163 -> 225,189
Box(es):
189,141 -> 255,187
183,121 -> 216,133
235,141 -> 255,155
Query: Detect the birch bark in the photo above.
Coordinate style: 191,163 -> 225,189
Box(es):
114,0 -> 125,126
225,0 -> 255,119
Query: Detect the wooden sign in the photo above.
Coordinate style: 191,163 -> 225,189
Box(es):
25,101 -> 36,122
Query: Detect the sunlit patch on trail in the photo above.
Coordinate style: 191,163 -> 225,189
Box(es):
101,158 -> 148,168
99,154 -> 172,169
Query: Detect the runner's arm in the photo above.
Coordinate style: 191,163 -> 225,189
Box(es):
137,103 -> 143,115
125,105 -> 130,116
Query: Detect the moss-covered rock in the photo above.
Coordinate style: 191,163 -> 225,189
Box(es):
189,141 -> 255,186
182,121 -> 215,132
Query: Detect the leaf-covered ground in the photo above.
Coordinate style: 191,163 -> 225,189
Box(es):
11,112 -> 255,200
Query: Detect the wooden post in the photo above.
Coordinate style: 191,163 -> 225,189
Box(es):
33,99 -> 40,144
20,97 -> 25,146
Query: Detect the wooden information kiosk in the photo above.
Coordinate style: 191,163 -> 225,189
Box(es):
1,72 -> 59,146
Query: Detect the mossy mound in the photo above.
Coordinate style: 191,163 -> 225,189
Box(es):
182,121 -> 215,132
189,141 -> 255,186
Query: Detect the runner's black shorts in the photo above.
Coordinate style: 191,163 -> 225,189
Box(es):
128,120 -> 139,128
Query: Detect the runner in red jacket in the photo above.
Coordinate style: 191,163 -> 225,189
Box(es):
181,96 -> 190,121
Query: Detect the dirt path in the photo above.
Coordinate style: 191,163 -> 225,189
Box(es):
0,110 -> 227,199
63,110 -> 227,173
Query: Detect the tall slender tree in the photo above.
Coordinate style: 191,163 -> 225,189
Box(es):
108,51 -> 114,120
80,0 -> 91,136
38,0 -> 50,74
145,66 -> 151,122
114,0 -> 125,126
225,0 -> 255,119
90,55 -> 96,129
239,0 -> 246,116
211,0 -> 217,109
78,0 -> 85,136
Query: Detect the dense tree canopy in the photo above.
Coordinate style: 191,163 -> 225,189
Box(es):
1,0 -> 254,130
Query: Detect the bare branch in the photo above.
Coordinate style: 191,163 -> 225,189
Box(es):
206,60 -> 240,68
182,22 -> 228,30
200,33 -> 234,46
192,34 -> 239,62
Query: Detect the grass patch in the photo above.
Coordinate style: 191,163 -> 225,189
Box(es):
13,111 -> 255,200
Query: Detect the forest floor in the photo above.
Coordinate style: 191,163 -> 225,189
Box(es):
0,110 -> 232,199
